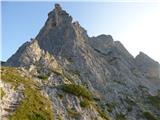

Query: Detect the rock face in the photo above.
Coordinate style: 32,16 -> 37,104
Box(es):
0,80 -> 24,119
135,52 -> 160,79
3,4 -> 160,120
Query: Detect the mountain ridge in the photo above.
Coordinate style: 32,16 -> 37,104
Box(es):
1,3 -> 160,120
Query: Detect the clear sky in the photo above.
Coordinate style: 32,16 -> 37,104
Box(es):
1,1 -> 160,63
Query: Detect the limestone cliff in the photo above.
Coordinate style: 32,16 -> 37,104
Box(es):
2,4 -> 160,120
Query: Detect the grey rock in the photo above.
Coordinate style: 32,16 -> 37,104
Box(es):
135,52 -> 160,79
4,3 -> 160,120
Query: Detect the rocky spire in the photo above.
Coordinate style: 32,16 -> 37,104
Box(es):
36,4 -> 73,41
55,3 -> 62,11
47,3 -> 72,27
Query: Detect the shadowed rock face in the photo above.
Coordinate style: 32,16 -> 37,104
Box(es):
4,4 -> 160,120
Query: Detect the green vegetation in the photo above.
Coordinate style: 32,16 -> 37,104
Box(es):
96,107 -> 110,120
37,74 -> 49,80
61,84 -> 92,100
106,102 -> 116,112
91,103 -> 110,120
115,113 -> 126,120
61,70 -> 75,83
1,67 -> 25,87
0,87 -> 6,99
93,97 -> 101,101
50,68 -> 62,76
61,83 -> 110,119
124,97 -> 135,112
51,68 -> 75,83
67,108 -> 81,119
72,70 -> 80,77
1,67 -> 54,120
57,92 -> 64,99
127,105 -> 132,112
66,57 -> 74,63
36,69 -> 50,80
57,115 -> 63,120
138,85 -> 148,91
124,97 -> 135,105
29,113 -> 46,120
11,87 -> 53,120
143,111 -> 158,120
148,93 -> 160,109
80,98 -> 90,108
69,69 -> 80,77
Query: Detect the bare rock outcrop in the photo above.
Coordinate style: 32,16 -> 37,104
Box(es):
0,80 -> 24,119
135,52 -> 160,79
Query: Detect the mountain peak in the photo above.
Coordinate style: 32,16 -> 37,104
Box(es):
47,3 -> 72,27
3,3 -> 160,120
55,3 -> 62,11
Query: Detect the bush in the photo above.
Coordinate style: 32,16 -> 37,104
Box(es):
106,102 -> 116,112
37,74 -> 49,80
61,84 -> 92,100
57,92 -> 64,99
0,87 -> 6,99
67,108 -> 81,119
115,113 -> 126,120
143,111 -> 158,120
148,94 -> 160,109
80,98 -> 90,108
37,72 -> 50,80
92,103 -> 110,120
29,113 -> 46,120
97,108 -> 110,120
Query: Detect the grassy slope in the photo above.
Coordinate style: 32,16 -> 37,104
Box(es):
1,67 -> 54,120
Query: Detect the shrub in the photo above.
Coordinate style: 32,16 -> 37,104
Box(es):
148,94 -> 160,109
51,69 -> 62,76
92,103 -> 110,120
0,87 -> 6,99
143,111 -> 158,120
61,84 -> 92,100
69,69 -> 80,77
97,108 -> 110,120
80,98 -> 90,108
67,57 -> 74,63
29,113 -> 46,120
93,97 -> 101,101
37,74 -> 49,80
67,108 -> 81,119
106,102 -> 116,112
115,113 -> 126,120
57,92 -> 64,99
127,105 -> 132,112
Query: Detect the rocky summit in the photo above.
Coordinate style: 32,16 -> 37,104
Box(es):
1,4 -> 160,120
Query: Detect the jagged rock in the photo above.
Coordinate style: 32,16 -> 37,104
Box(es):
0,80 -> 24,119
135,52 -> 160,79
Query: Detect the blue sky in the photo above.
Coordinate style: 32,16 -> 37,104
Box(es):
1,1 -> 160,62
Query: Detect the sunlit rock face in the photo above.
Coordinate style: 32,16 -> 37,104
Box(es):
135,52 -> 160,79
0,80 -> 24,119
4,4 -> 160,120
